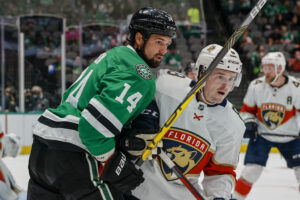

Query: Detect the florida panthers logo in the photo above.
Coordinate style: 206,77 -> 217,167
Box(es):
261,103 -> 285,130
158,128 -> 210,181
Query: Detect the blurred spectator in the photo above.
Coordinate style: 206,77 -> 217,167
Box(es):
281,25 -> 293,44
288,48 -> 300,72
25,89 -> 34,112
293,1 -> 300,16
4,87 -> 17,112
184,62 -> 197,81
223,0 -> 236,16
239,30 -> 253,48
274,13 -> 287,28
290,15 -> 300,31
251,45 -> 265,79
31,85 -> 49,112
163,43 -> 183,71
267,26 -> 283,45
187,3 -> 200,24
260,17 -> 272,32
239,0 -> 251,16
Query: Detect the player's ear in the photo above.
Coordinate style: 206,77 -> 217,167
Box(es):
135,32 -> 144,50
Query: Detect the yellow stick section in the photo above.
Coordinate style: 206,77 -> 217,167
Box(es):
141,73 -> 209,161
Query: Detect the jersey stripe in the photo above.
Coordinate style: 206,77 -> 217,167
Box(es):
82,110 -> 115,138
86,104 -> 120,136
38,110 -> 80,130
90,98 -> 122,132
240,103 -> 257,115
38,116 -> 78,131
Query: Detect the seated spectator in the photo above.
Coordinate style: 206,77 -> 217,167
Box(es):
274,13 -> 287,28
260,17 -> 272,32
184,62 -> 197,81
4,87 -> 17,112
281,25 -> 293,44
250,45 -> 265,78
163,43 -> 183,71
288,48 -> 300,72
267,26 -> 283,45
25,89 -> 34,112
290,15 -> 299,31
239,30 -> 253,48
31,85 -> 49,112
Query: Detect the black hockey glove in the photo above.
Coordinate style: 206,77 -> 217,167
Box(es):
100,150 -> 144,194
244,121 -> 258,141
117,128 -> 162,160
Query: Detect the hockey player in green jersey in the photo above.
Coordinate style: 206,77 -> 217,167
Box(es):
27,7 -> 176,200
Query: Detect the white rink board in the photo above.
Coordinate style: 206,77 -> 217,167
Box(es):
0,113 -> 40,146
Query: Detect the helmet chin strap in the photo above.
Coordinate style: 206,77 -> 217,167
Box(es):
199,88 -> 214,105
269,64 -> 282,85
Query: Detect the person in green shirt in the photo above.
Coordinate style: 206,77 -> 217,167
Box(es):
27,7 -> 176,200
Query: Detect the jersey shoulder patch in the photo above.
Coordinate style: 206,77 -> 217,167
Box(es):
292,80 -> 300,88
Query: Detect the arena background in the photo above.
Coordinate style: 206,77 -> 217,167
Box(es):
0,0 -> 300,154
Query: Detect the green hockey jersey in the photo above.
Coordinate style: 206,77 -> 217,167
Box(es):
34,45 -> 155,161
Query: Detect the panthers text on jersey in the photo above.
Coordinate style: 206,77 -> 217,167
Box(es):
33,45 -> 155,162
241,75 -> 300,143
132,69 -> 245,200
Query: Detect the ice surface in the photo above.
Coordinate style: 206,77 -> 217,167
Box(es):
3,153 -> 300,199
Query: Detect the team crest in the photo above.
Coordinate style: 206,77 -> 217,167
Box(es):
136,64 -> 152,80
261,103 -> 285,130
158,128 -> 210,181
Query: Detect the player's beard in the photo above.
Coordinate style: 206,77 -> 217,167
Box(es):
265,75 -> 275,83
136,44 -> 161,68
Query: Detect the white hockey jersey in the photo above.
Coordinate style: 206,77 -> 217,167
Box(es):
132,69 -> 245,200
241,75 -> 300,143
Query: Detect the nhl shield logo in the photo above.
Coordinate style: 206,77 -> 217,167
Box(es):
261,103 -> 285,130
136,64 -> 152,80
158,128 -> 210,181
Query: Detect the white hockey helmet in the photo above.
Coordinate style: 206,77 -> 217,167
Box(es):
2,133 -> 22,158
195,44 -> 243,87
261,52 -> 286,83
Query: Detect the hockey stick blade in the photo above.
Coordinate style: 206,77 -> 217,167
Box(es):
260,132 -> 300,138
159,150 -> 205,200
136,0 -> 267,167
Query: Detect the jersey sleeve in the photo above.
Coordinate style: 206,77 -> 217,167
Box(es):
78,71 -> 155,161
291,78 -> 300,129
240,81 -> 258,121
202,106 -> 244,198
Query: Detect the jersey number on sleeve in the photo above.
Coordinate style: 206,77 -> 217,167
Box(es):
115,83 -> 142,113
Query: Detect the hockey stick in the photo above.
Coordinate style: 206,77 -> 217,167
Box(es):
136,0 -> 268,167
159,150 -> 205,200
260,132 -> 300,138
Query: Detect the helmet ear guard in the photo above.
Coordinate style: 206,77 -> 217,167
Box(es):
195,44 -> 243,87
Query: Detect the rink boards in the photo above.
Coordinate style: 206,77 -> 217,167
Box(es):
0,113 -> 280,154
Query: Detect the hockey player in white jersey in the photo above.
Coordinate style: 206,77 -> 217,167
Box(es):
233,52 -> 300,199
0,124 -> 26,200
119,44 -> 245,199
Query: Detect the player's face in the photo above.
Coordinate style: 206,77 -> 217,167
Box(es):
203,68 -> 236,104
263,64 -> 276,83
143,34 -> 172,68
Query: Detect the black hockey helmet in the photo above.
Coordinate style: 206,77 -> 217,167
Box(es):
128,7 -> 176,45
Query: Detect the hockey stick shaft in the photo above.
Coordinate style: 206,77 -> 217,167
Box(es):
260,132 -> 300,138
136,0 -> 267,167
159,150 -> 205,200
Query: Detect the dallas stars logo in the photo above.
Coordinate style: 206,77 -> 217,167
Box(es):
136,64 -> 152,80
